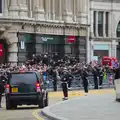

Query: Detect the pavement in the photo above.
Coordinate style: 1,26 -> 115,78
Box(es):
41,89 -> 119,120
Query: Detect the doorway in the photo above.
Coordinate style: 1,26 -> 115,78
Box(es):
0,39 -> 8,63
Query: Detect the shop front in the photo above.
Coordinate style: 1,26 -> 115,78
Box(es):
18,33 -> 36,63
92,44 -> 109,61
18,33 -> 87,63
36,34 -> 65,58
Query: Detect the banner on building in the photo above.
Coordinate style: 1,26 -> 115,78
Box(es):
0,44 -> 3,57
66,36 -> 76,43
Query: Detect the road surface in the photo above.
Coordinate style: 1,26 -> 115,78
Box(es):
0,89 -> 114,120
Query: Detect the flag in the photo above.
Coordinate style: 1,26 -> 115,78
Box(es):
0,44 -> 3,57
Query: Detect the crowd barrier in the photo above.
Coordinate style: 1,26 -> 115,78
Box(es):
46,73 -> 114,89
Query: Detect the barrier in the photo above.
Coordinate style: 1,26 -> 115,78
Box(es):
46,73 -> 114,90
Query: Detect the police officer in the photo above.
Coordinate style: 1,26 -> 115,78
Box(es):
61,68 -> 68,100
81,67 -> 89,96
52,68 -> 57,91
93,67 -> 99,89
99,67 -> 104,88
0,78 -> 4,108
67,69 -> 73,90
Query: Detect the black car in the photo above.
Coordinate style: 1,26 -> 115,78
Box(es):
5,71 -> 48,110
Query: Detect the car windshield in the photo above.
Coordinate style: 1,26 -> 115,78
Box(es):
10,73 -> 37,85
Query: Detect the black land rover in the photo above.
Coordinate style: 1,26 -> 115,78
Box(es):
5,71 -> 48,110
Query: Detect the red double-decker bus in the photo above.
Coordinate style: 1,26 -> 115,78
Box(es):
102,56 -> 118,67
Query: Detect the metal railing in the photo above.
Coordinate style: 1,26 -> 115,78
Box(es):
46,73 -> 114,90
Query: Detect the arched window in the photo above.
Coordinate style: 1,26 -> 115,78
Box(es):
117,21 -> 120,37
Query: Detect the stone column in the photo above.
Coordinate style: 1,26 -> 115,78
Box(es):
4,0 -> 8,17
19,0 -> 28,18
96,11 -> 99,37
9,0 -> 19,18
73,0 -> 76,22
91,40 -> 94,60
111,40 -> 117,57
76,0 -> 88,24
48,0 -> 51,20
103,12 -> 106,37
8,43 -> 18,64
63,0 -> 73,22
51,0 -> 55,20
90,11 -> 94,37
7,32 -> 18,64
86,27 -> 90,63
34,0 -> 45,20
59,0 -> 62,21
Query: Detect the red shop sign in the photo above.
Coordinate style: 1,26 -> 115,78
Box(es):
67,36 -> 76,43
0,44 -> 3,57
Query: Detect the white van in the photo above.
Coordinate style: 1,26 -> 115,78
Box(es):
115,79 -> 120,102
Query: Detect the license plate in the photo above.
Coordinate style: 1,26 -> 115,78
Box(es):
12,88 -> 18,93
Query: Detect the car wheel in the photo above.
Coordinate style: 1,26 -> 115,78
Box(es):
12,105 -> 17,109
38,97 -> 45,108
45,93 -> 48,107
6,101 -> 12,110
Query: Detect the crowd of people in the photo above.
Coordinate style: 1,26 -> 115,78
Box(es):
0,53 -> 119,104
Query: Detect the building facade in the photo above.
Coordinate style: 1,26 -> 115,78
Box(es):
89,0 -> 120,61
0,0 -> 89,64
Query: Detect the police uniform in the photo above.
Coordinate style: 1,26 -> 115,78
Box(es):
61,68 -> 68,100
81,68 -> 88,95
67,71 -> 73,89
93,68 -> 99,89
52,69 -> 57,91
99,67 -> 104,88
0,79 -> 4,108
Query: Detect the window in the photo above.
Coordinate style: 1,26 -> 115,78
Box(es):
117,21 -> 120,37
106,12 -> 109,37
42,44 -> 58,54
94,50 -> 108,57
93,11 -> 96,37
26,0 -> 28,4
98,11 -> 103,37
10,73 -> 37,93
10,73 -> 37,85
0,0 -> 3,14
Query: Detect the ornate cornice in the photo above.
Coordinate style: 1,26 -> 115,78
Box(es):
92,37 -> 119,41
0,18 -> 89,30
0,23 -> 12,32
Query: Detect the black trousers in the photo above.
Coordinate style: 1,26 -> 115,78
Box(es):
99,76 -> 103,86
61,83 -> 68,98
94,77 -> 98,89
68,80 -> 72,88
0,93 -> 2,106
83,79 -> 88,93
53,80 -> 57,91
